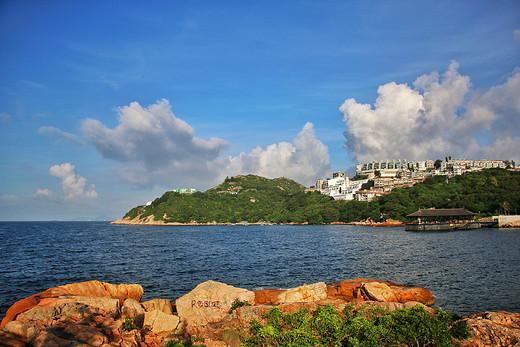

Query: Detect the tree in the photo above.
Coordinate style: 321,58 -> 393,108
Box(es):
434,159 -> 442,169
361,180 -> 374,190
352,174 -> 368,181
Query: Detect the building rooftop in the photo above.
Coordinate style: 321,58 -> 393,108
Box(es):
407,208 -> 477,218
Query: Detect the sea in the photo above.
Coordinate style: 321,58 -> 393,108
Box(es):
1,222 -> 519,320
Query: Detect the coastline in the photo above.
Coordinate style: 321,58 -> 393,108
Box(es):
111,216 -> 520,228
110,216 -> 405,227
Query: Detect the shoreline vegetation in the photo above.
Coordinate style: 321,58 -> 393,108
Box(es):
114,169 -> 519,227
1,279 -> 519,346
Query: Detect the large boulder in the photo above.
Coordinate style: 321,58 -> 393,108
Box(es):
16,296 -> 119,325
0,280 -> 143,328
58,280 -> 143,302
175,280 -> 255,329
122,298 -> 146,318
1,298 -> 123,346
276,282 -> 328,304
360,282 -> 398,302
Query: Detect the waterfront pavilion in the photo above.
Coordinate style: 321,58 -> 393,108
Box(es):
407,208 -> 477,224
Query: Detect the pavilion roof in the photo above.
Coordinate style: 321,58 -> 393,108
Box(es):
406,208 -> 477,218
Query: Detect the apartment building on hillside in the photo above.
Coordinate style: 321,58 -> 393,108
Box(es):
316,171 -> 368,201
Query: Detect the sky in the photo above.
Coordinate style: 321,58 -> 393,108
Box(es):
1,1 -> 519,221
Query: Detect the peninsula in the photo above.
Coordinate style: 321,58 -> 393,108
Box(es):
114,169 -> 520,226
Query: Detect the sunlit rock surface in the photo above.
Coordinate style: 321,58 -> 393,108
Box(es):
0,279 -> 517,346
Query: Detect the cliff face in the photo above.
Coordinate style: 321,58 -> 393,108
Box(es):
1,279 -> 518,346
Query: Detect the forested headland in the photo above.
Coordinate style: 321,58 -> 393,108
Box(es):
119,169 -> 520,225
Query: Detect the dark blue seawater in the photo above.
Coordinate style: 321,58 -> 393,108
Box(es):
1,222 -> 519,319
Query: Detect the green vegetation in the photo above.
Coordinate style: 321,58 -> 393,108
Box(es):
122,169 -> 520,224
243,304 -> 470,346
123,316 -> 136,331
164,340 -> 204,347
229,299 -> 252,314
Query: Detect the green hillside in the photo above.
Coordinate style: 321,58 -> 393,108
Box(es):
121,169 -> 520,224
123,175 -> 339,224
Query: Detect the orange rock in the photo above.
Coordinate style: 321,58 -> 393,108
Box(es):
326,279 -> 434,306
327,280 -> 364,301
395,287 -> 435,306
459,311 -> 520,347
275,282 -> 328,304
327,278 -> 380,301
56,280 -> 143,303
0,290 -> 53,328
360,282 -> 399,302
0,280 -> 143,328
254,289 -> 285,305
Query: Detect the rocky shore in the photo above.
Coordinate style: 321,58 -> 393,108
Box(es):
111,215 -> 405,227
1,279 -> 519,346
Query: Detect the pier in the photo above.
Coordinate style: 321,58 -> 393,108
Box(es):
405,221 -> 497,231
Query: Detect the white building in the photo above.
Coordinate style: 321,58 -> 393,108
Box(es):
356,159 -> 408,178
355,188 -> 388,202
317,174 -> 368,201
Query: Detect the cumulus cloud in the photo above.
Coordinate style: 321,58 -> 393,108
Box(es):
82,99 -> 229,167
340,61 -> 520,163
38,126 -> 81,143
80,99 -> 330,188
49,163 -> 97,198
226,122 -> 330,185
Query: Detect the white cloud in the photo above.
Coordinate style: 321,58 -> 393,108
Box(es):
49,163 -> 98,199
38,126 -> 81,143
514,29 -> 520,46
0,194 -> 17,202
82,99 -> 229,167
80,99 -> 330,188
340,62 -> 520,163
226,122 -> 330,185
36,188 -> 52,196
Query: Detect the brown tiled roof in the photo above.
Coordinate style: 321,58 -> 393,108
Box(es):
407,208 -> 476,217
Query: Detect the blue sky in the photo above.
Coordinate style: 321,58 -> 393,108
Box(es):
1,1 -> 519,221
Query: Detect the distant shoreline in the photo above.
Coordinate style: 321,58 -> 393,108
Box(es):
110,218 -> 405,227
